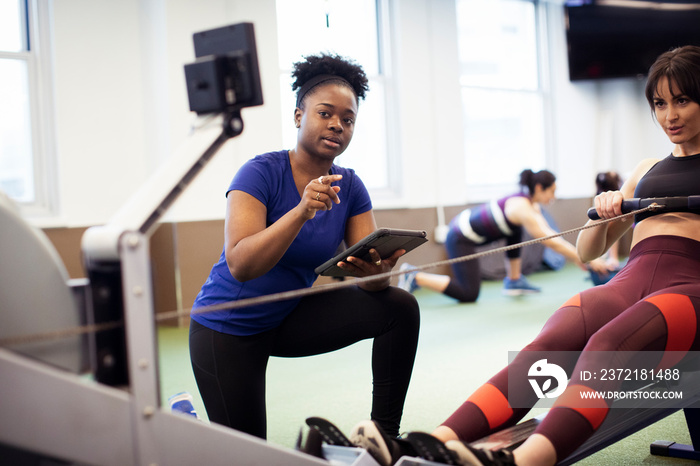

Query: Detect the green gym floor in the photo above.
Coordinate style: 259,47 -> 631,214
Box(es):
157,264 -> 695,465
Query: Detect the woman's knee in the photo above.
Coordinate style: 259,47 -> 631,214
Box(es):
582,328 -> 627,353
524,300 -> 590,353
384,286 -> 420,325
396,286 -> 420,311
455,290 -> 478,303
444,281 -> 478,303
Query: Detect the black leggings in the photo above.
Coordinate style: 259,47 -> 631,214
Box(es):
443,222 -> 522,303
443,226 -> 481,302
189,285 -> 420,439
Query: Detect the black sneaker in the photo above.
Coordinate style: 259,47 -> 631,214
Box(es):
405,432 -> 460,465
305,416 -> 353,447
445,440 -> 516,466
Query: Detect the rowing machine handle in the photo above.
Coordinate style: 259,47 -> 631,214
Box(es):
588,195 -> 700,220
587,199 -> 642,220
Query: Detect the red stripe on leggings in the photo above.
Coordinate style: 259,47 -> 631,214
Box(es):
561,294 -> 581,309
552,384 -> 608,430
466,383 -> 513,430
645,293 -> 696,368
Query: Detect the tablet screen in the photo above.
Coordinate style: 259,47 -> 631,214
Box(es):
315,228 -> 428,277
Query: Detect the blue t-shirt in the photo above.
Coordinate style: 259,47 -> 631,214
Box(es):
191,150 -> 372,336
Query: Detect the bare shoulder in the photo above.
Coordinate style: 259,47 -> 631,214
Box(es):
504,195 -> 531,210
636,157 -> 661,173
504,195 -> 535,224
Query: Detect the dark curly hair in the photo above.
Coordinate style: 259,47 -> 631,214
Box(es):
291,53 -> 369,108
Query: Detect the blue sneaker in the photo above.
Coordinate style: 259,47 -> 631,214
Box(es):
168,392 -> 200,419
502,276 -> 541,296
398,263 -> 419,293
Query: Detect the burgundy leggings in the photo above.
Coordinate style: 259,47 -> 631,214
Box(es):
442,235 -> 700,461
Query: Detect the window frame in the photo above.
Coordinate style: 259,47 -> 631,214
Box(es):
274,0 -> 402,202
373,0 -> 402,202
2,0 -> 58,217
457,0 -> 551,201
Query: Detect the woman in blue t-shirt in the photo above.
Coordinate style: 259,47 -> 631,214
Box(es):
189,53 -> 420,440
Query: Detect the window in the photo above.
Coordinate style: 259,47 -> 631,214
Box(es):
0,0 -> 56,214
457,0 -> 547,198
275,0 -> 396,195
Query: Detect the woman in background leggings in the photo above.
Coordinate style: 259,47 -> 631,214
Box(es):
398,169 -> 609,302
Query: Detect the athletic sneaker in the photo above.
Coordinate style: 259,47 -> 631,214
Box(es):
405,432 -> 460,464
445,440 -> 516,466
349,420 -> 416,466
295,424 -> 325,459
502,276 -> 541,296
398,263 -> 419,293
168,391 -> 200,419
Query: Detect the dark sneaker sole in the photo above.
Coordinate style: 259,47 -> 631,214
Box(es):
305,416 -> 353,447
406,432 -> 460,465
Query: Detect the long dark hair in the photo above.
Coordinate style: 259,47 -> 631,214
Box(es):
645,45 -> 700,112
519,169 -> 556,196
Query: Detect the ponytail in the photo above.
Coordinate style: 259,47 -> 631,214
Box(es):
519,169 -> 556,196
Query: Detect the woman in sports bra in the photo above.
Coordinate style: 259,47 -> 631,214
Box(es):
348,45 -> 700,466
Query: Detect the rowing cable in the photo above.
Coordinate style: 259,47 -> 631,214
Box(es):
0,205 -> 659,347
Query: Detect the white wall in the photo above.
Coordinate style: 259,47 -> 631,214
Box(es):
43,0 -> 674,228
542,2 -> 671,199
49,0 -> 284,227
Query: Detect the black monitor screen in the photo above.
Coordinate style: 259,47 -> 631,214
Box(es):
565,2 -> 700,81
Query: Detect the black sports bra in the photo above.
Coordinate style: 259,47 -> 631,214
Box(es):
634,153 -> 700,222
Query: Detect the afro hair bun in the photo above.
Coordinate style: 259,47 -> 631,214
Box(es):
291,53 -> 369,103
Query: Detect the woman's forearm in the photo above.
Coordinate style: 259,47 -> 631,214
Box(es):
226,207 -> 307,281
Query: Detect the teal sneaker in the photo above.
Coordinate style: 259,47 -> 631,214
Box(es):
502,276 -> 541,296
